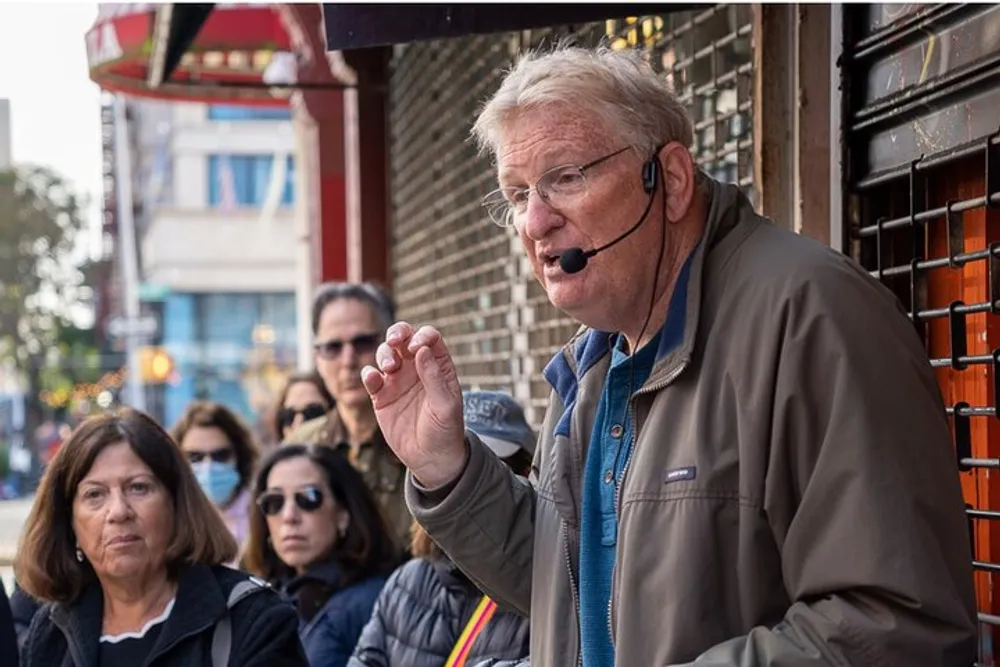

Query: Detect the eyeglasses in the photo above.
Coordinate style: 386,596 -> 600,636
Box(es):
314,333 -> 381,360
278,403 -> 328,431
257,485 -> 325,516
186,447 -> 234,465
481,147 -> 631,228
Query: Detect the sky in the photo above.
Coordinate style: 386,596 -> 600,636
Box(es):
0,3 -> 103,258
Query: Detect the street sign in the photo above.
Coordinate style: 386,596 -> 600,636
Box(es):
105,314 -> 158,339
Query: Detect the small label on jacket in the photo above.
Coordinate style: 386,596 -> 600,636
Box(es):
664,466 -> 696,484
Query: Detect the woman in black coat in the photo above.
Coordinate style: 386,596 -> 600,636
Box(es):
15,409 -> 308,667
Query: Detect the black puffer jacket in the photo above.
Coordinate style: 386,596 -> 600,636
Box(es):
348,558 -> 529,667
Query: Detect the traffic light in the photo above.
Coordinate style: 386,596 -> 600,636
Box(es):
138,347 -> 174,384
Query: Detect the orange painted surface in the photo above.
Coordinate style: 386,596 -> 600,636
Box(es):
926,156 -> 1000,617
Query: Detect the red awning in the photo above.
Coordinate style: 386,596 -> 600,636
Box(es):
85,3 -> 292,107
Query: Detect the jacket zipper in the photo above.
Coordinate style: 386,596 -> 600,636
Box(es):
562,520 -> 584,667
607,358 -> 690,648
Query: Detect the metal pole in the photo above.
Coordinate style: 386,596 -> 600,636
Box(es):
292,109 -> 316,371
112,94 -> 146,411
828,3 -> 845,254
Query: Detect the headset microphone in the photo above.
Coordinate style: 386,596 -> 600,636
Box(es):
557,155 -> 661,275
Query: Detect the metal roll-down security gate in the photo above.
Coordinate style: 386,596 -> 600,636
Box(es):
839,4 -> 1000,662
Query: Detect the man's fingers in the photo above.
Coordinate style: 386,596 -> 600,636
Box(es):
376,342 -> 402,374
414,341 -> 461,411
408,325 -> 442,355
385,321 -> 415,355
361,366 -> 385,395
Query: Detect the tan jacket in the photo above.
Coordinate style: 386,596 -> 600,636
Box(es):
407,180 -> 977,666
286,411 -> 412,551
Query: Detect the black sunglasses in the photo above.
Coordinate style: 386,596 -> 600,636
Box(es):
313,333 -> 380,360
257,485 -> 325,517
186,447 -> 234,465
278,403 -> 328,430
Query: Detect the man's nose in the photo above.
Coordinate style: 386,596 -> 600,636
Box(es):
521,193 -> 563,242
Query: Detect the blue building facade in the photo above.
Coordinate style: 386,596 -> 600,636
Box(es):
153,103 -> 299,433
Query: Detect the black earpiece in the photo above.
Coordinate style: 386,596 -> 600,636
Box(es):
642,156 -> 659,194
558,148 -> 663,275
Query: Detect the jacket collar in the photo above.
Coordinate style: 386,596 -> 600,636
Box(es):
430,557 -> 476,592
280,560 -> 344,623
323,409 -> 390,454
50,564 -> 227,667
281,560 -> 343,595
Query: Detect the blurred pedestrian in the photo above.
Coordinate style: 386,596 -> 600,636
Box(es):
274,371 -> 334,444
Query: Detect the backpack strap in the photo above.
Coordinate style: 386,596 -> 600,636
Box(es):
211,576 -> 270,667
444,595 -> 499,667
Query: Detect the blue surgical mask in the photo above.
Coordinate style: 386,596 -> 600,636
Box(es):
193,460 -> 241,506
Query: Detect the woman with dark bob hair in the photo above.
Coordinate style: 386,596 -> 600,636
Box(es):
15,408 -> 308,667
243,444 -> 398,667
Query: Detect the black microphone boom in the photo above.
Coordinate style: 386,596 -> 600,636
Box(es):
557,181 -> 659,275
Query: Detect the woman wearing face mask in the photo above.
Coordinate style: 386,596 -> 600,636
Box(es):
243,444 -> 399,667
171,401 -> 259,550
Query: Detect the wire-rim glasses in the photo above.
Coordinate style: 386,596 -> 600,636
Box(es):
481,146 -> 631,228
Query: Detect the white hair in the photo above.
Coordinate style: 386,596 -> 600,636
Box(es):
471,45 -> 693,161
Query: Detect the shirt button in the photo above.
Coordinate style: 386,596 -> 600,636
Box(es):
610,424 -> 624,439
604,470 -> 614,484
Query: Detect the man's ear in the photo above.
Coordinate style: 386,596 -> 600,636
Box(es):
656,142 -> 697,224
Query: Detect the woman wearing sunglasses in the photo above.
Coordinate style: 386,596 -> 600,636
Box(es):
274,371 -> 335,443
243,444 -> 400,667
171,401 -> 259,551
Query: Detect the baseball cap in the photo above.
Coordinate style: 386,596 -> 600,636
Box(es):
462,391 -> 535,459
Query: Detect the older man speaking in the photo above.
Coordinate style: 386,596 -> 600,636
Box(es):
361,45 -> 977,667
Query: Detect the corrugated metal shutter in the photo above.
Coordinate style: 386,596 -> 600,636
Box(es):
388,6 -> 755,426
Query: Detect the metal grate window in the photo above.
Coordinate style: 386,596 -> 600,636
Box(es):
842,4 -> 1000,660
388,7 -> 755,426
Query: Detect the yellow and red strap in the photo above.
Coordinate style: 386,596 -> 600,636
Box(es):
444,595 -> 499,667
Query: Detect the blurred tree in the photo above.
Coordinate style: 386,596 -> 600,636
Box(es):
0,166 -> 89,434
